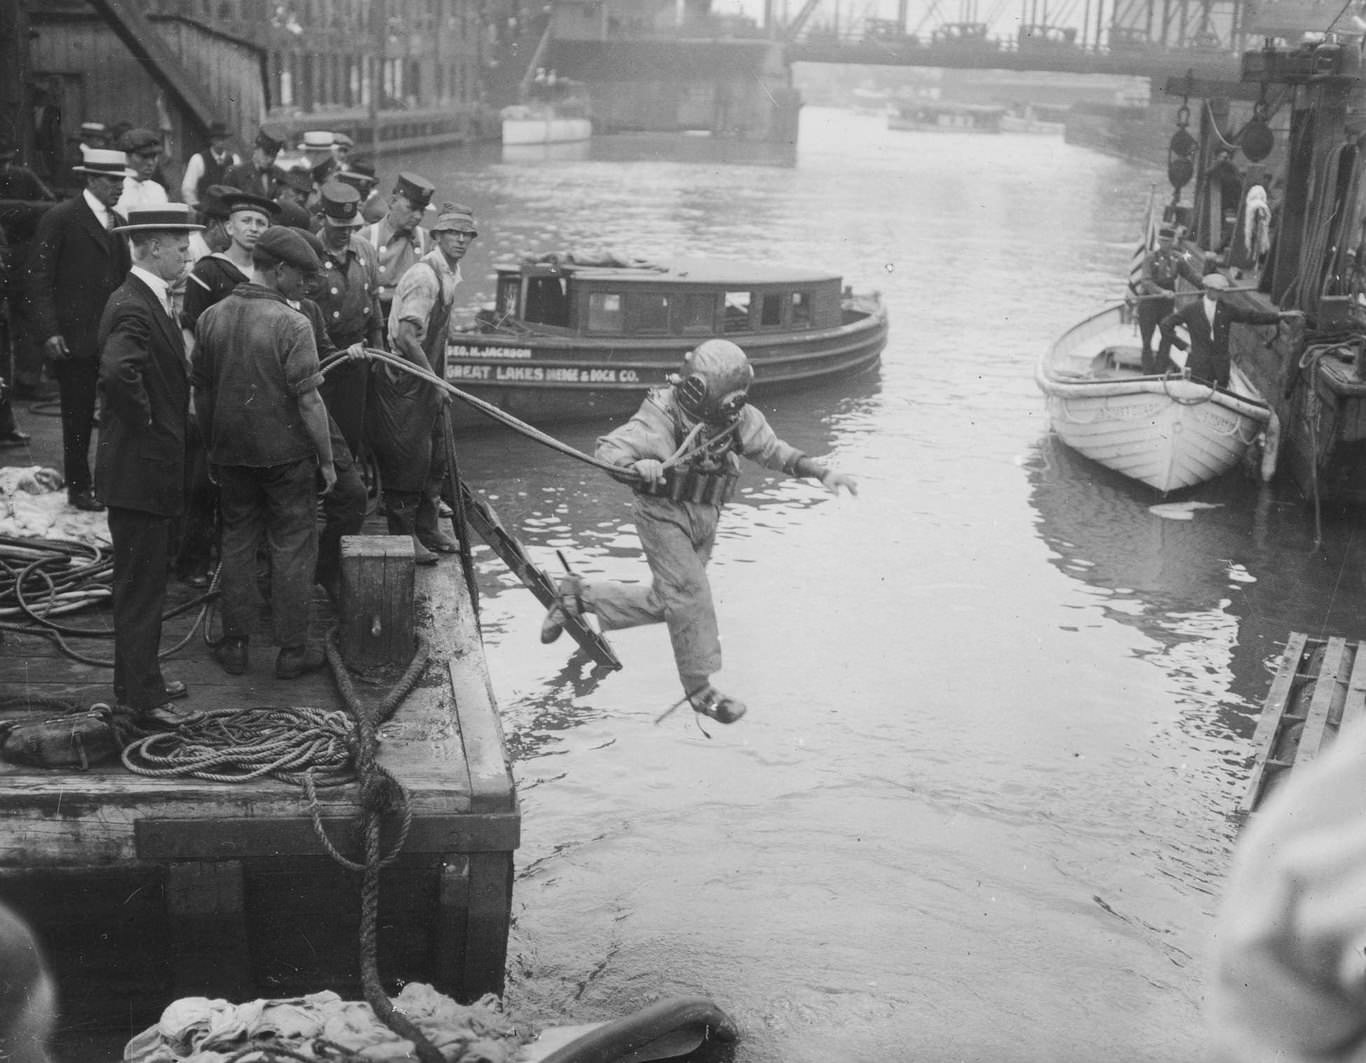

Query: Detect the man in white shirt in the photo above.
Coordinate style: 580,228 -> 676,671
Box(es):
180,121 -> 241,210
118,129 -> 170,213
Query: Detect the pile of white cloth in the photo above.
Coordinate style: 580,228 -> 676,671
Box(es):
0,466 -> 108,545
123,984 -> 531,1063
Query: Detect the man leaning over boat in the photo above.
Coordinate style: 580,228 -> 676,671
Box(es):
1158,273 -> 1302,388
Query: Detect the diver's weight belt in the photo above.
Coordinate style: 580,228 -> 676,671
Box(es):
636,467 -> 738,505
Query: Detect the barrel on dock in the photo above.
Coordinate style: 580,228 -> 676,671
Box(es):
1239,632 -> 1366,814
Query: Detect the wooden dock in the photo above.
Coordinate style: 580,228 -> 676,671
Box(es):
1239,632 -> 1366,815
0,540 -> 517,1038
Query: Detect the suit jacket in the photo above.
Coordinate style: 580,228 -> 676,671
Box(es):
94,273 -> 188,516
24,194 -> 130,361
221,162 -> 275,199
1158,297 -> 1280,385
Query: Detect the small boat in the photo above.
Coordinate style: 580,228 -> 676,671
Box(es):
446,252 -> 888,427
501,77 -> 592,145
1036,303 -> 1272,492
1000,103 -> 1067,135
887,100 -> 1005,133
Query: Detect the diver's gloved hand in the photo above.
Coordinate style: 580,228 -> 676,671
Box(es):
821,470 -> 859,497
632,459 -> 665,485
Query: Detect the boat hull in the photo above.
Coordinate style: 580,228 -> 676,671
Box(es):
445,302 -> 888,429
501,117 -> 593,145
1037,304 -> 1271,492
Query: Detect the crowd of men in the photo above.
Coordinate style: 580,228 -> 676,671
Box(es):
0,120 -> 479,724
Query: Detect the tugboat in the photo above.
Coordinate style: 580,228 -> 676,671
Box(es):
1150,39 -> 1366,508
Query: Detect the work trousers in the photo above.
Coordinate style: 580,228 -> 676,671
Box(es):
319,356 -> 369,459
175,418 -> 217,579
317,428 -> 366,587
217,458 -> 317,648
51,357 -> 98,495
582,495 -> 722,686
1136,296 -> 1174,373
108,506 -> 173,711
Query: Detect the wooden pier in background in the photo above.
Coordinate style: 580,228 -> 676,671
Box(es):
1239,633 -> 1366,815
0,538 -> 517,1039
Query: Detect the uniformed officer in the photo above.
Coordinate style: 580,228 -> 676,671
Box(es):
313,180 -> 383,455
1134,224 -> 1202,373
540,339 -> 858,725
361,171 -> 435,314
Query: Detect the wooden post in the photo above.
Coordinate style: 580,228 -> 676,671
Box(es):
339,535 -> 415,668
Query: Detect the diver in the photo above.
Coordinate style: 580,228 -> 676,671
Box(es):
539,339 -> 858,725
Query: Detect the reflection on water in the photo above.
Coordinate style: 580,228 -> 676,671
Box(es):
382,112 -> 1366,1060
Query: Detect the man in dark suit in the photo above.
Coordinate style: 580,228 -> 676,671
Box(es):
24,147 -> 132,510
222,126 -> 285,200
94,204 -> 202,724
1158,272 -> 1302,387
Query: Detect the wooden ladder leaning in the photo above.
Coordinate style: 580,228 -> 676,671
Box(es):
1240,632 -> 1366,815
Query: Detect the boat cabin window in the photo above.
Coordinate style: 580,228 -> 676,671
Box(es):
723,291 -> 752,332
791,291 -> 812,328
587,292 -> 623,332
760,293 -> 783,327
679,293 -> 716,333
524,276 -> 569,327
496,275 -> 520,318
626,293 -> 670,333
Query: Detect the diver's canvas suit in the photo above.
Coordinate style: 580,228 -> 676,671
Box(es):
585,385 -> 807,688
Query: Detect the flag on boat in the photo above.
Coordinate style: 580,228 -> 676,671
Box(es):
1126,186 -> 1160,297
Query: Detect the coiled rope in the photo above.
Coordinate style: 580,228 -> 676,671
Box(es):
0,535 -> 219,667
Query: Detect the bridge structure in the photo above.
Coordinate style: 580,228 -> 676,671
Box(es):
536,0 -> 1338,138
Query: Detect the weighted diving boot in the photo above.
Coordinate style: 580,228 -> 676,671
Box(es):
384,493 -> 439,565
540,576 -> 585,644
687,684 -> 747,724
415,494 -> 459,554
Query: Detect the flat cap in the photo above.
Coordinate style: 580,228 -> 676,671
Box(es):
120,128 -> 162,154
199,183 -> 236,221
1202,273 -> 1230,291
255,126 -> 286,154
256,226 -> 321,271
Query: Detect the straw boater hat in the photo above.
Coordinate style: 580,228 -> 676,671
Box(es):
300,130 -> 334,152
72,148 -> 132,178
79,121 -> 107,141
112,203 -> 203,234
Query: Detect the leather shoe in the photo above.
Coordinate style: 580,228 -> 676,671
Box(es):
276,645 -> 325,680
0,429 -> 30,448
139,704 -> 201,729
68,490 -> 105,512
213,637 -> 248,676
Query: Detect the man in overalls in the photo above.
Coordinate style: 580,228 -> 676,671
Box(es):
540,339 -> 858,724
373,202 -> 476,562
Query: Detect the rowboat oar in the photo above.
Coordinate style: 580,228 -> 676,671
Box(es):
1129,285 -> 1264,300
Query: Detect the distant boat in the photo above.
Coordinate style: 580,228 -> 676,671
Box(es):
1036,304 -> 1272,492
445,252 -> 888,427
888,100 -> 1005,133
501,78 -> 592,145
1000,104 -> 1067,135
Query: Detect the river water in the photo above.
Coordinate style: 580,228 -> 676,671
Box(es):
394,108 -> 1366,1062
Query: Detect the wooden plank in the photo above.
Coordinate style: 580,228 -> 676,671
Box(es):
1238,632 -> 1311,813
449,659 -> 515,813
1298,637 -> 1349,765
166,860 -> 252,1001
461,851 -> 513,999
136,812 -> 519,861
1341,641 -> 1366,734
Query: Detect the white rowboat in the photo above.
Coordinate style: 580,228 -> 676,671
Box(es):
1036,303 -> 1272,492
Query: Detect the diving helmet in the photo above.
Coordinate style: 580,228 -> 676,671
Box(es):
674,339 -> 754,424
